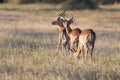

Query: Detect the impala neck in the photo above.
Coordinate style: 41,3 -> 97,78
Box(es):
64,29 -> 70,40
60,24 -> 65,28
58,24 -> 65,32
66,22 -> 72,34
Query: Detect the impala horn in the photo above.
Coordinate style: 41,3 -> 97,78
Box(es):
70,14 -> 74,20
58,10 -> 66,17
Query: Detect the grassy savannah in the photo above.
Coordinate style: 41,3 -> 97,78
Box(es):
0,4 -> 120,80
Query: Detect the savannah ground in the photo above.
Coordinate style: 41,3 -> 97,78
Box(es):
0,3 -> 120,80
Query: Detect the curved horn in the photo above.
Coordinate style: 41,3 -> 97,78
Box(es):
58,10 -> 66,17
70,14 -> 74,20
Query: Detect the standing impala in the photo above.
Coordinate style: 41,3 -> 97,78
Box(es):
64,15 -> 81,52
74,29 -> 96,62
51,11 -> 70,52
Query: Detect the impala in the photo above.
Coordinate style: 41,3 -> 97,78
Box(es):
74,29 -> 96,62
51,11 -> 70,53
64,15 -> 81,52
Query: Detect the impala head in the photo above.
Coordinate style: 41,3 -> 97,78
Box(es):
69,14 -> 75,24
51,17 -> 65,25
51,10 -> 66,26
64,14 -> 75,27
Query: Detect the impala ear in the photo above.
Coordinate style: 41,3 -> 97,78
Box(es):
69,19 -> 74,24
69,14 -> 75,24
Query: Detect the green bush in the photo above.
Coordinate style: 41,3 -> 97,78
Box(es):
7,0 -> 21,4
5,0 -> 35,4
64,0 -> 97,10
3,0 -> 120,9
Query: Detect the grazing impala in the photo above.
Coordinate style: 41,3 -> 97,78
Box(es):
64,15 -> 81,52
74,29 -> 96,62
51,11 -> 70,52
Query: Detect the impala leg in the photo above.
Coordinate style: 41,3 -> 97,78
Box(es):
70,38 -> 76,53
56,41 -> 61,53
74,37 -> 79,51
63,44 -> 66,52
61,40 -> 65,52
90,42 -> 95,61
82,47 -> 85,62
66,42 -> 73,55
73,40 -> 79,52
72,37 -> 79,52
65,39 -> 70,54
73,42 -> 82,59
62,34 -> 67,52
70,39 -> 73,52
56,33 -> 62,53
84,43 -> 89,62
66,38 -> 71,53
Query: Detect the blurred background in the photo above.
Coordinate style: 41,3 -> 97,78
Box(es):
0,0 -> 120,9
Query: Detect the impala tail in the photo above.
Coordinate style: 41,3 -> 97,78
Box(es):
87,30 -> 96,45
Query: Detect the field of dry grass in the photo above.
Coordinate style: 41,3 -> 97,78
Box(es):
0,4 -> 120,80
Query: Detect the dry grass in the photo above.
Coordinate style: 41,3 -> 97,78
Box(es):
0,4 -> 120,80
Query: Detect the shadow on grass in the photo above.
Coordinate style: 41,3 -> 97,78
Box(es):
98,7 -> 120,12
0,7 -> 61,12
0,5 -> 120,12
